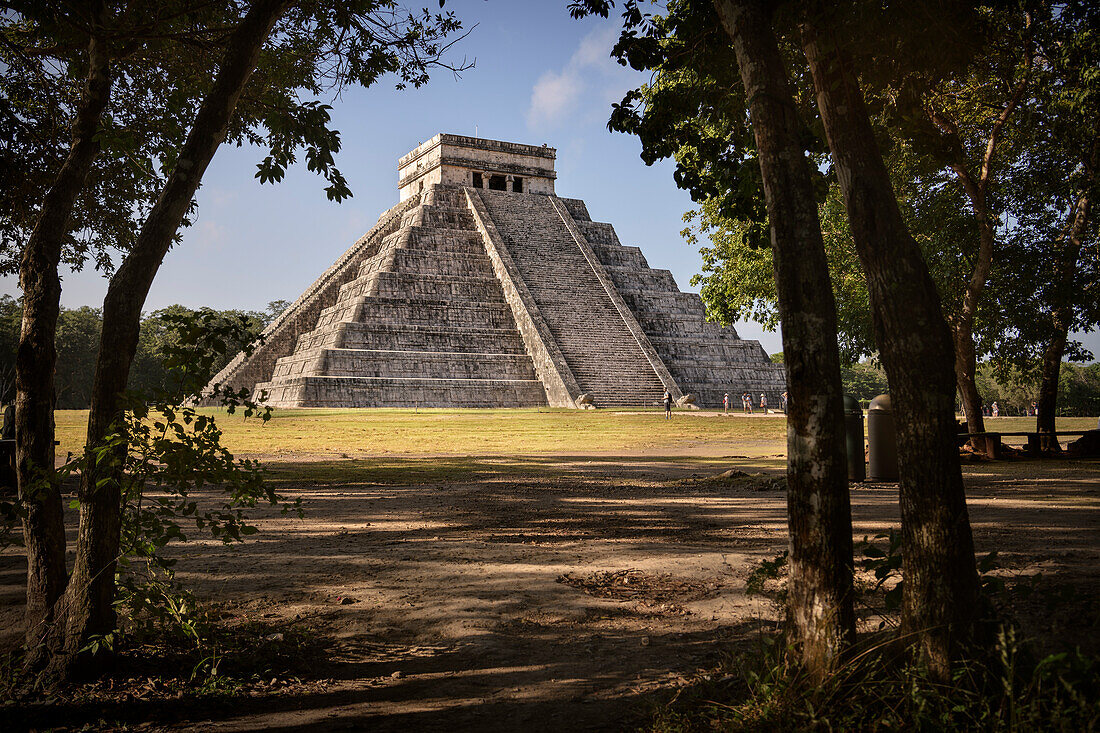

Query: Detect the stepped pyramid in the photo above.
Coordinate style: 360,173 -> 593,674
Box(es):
208,134 -> 785,408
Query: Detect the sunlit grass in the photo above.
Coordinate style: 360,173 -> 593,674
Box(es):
53,407 -> 792,460
52,408 -> 1097,465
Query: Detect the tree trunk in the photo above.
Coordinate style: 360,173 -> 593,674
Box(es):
801,22 -> 979,678
714,0 -> 854,679
952,320 -> 987,449
955,221 -> 994,442
931,44 -> 1032,444
1038,161 -> 1094,450
40,0 -> 292,684
17,26 -> 112,654
1036,327 -> 1065,451
947,177 -> 995,445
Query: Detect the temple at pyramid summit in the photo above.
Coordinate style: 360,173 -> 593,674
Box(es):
207,134 -> 785,409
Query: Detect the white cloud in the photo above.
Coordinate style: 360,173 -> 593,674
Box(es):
573,25 -> 619,68
194,219 -> 227,252
528,69 -> 585,127
526,24 -> 638,131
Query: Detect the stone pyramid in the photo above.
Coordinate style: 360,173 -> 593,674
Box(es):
208,134 -> 785,408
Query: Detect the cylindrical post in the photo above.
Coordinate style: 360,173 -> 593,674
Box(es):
867,393 -> 898,481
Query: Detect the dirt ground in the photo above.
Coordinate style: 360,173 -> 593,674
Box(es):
2,450 -> 1099,732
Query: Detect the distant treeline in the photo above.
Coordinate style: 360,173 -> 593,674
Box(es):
774,353 -> 1100,417
3,293 -> 1096,414
0,295 -> 288,409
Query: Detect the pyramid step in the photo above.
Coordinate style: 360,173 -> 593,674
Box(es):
397,226 -> 486,254
649,336 -> 770,363
268,348 -> 537,381
422,185 -> 470,208
604,266 -> 678,293
475,189 -> 666,401
387,248 -> 494,279
620,290 -> 709,318
316,299 -> 518,332
328,323 -> 528,354
402,205 -> 476,230
590,243 -> 648,269
574,220 -> 620,246
330,271 -> 508,304
256,375 -> 549,409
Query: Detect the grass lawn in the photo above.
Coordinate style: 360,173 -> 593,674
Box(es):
52,408 -> 1097,462
53,407 -> 791,460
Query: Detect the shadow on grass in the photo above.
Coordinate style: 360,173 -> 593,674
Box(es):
262,454 -> 787,486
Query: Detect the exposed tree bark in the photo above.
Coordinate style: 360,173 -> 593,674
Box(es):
953,323 -> 984,439
16,19 -> 112,650
713,0 -> 854,680
39,0 -> 292,683
1036,327 -> 1066,450
928,31 -> 1032,444
801,22 -> 979,677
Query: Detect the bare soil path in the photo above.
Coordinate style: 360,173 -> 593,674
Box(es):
2,412 -> 1098,731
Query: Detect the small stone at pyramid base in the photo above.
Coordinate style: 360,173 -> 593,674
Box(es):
204,134 -> 785,409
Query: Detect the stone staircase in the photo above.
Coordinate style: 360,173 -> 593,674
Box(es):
476,189 -> 667,407
218,184 -> 783,410
567,206 -> 786,408
254,186 -> 548,407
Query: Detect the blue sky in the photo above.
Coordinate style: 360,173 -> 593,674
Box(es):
23,2 -> 791,348
4,0 -> 1096,361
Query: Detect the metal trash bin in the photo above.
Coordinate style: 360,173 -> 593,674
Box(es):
844,395 -> 865,482
867,394 -> 898,481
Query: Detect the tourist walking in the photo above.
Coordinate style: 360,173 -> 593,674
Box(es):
663,389 -> 673,420
742,392 -> 753,414
991,401 -> 999,418
780,390 -> 788,413
760,393 -> 768,414
723,392 -> 730,414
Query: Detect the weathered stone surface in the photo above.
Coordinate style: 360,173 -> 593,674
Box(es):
209,135 -> 785,409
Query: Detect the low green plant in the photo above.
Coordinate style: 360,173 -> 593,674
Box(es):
648,624 -> 1100,731
71,310 -> 301,676
652,531 -> 1100,731
745,550 -> 787,600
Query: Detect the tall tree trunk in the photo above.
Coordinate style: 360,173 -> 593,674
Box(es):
17,26 -> 112,652
801,23 -> 979,678
952,320 -> 987,447
1038,157 -> 1095,449
947,198 -> 995,441
40,0 -> 292,684
929,36 -> 1032,443
714,0 -> 854,680
1036,327 -> 1065,450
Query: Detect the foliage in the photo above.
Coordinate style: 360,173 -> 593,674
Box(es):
0,294 -> 18,401
0,300 -> 284,409
73,308 -> 301,661
841,361 -> 889,402
573,1 -> 1099,421
686,186 -> 876,364
128,303 -> 283,399
981,0 -> 1100,371
647,628 -> 1100,732
745,550 -> 787,600
1,606 -> 329,708
54,306 -> 103,409
977,360 -> 1100,416
1059,362 -> 1100,417
656,530 -> 1100,731
0,1 -> 469,276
